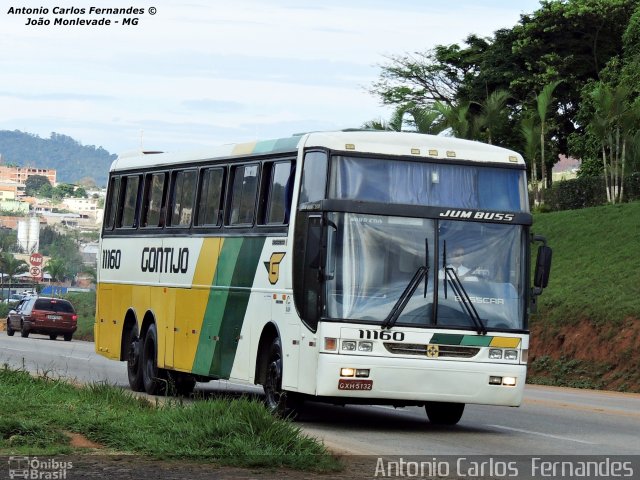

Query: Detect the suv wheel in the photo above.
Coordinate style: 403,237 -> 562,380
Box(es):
20,322 -> 29,338
63,333 -> 73,342
6,319 -> 15,336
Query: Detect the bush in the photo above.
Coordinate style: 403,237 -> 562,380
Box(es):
538,173 -> 640,212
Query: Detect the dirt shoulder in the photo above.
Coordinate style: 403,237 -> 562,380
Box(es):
529,317 -> 640,392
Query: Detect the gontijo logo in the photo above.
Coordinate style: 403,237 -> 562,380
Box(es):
264,252 -> 286,285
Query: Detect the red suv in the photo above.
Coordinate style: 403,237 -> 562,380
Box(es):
6,296 -> 77,341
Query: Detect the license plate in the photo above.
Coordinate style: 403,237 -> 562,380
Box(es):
47,315 -> 62,320
338,379 -> 373,391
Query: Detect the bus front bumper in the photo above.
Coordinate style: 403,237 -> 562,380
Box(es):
316,353 -> 526,406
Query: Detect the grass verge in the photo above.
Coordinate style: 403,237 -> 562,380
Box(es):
531,201 -> 640,327
0,367 -> 341,472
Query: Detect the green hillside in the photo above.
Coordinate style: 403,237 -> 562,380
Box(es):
0,130 -> 115,186
529,201 -> 640,391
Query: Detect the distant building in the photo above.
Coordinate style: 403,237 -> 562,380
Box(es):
61,197 -> 99,216
552,155 -> 581,182
0,200 -> 29,215
0,180 -> 26,199
0,165 -> 57,186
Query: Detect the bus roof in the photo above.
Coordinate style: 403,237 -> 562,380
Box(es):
110,131 -> 525,172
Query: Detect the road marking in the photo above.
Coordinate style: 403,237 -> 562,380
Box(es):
488,424 -> 596,445
523,397 -> 640,419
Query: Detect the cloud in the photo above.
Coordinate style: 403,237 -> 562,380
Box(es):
181,99 -> 246,113
0,91 -> 113,102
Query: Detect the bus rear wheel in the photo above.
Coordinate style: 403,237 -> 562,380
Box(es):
126,326 -> 144,392
425,402 -> 465,425
263,337 -> 299,419
167,372 -> 196,396
142,324 -> 166,395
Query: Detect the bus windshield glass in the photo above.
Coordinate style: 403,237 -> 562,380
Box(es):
324,213 -> 525,331
330,156 -> 528,212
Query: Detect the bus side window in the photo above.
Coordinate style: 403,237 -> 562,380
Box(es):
262,161 -> 293,225
141,172 -> 167,228
195,167 -> 225,227
299,151 -> 327,204
168,169 -> 197,227
118,175 -> 141,228
103,176 -> 121,231
228,164 -> 259,226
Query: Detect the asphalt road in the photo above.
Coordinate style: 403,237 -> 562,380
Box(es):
2,331 -> 639,459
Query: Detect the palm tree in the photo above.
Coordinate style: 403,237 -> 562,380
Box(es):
362,102 -> 441,134
477,89 -> 511,145
589,83 -> 639,203
433,101 -> 473,139
0,253 -> 29,300
44,258 -> 68,284
520,114 -> 541,204
536,80 -> 562,194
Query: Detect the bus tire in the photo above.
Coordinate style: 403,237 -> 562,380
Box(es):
263,337 -> 299,419
141,323 -> 166,395
425,402 -> 465,425
167,372 -> 196,396
126,326 -> 144,392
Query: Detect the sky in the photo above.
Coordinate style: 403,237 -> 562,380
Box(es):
0,0 -> 542,155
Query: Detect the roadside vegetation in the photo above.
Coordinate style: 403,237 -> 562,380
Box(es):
0,367 -> 341,472
63,292 -> 95,340
528,201 -> 640,392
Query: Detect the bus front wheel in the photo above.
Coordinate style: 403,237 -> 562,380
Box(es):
263,337 -> 299,418
142,324 -> 166,395
425,402 -> 465,425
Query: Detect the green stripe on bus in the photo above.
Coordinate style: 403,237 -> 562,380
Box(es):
192,238 -> 244,376
429,333 -> 464,345
460,336 -> 493,347
254,136 -> 299,154
195,237 -> 267,378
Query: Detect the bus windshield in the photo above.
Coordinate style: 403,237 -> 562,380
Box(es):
330,155 -> 528,212
324,213 -> 526,331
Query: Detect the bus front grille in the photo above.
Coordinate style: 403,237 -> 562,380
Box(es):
383,343 -> 480,358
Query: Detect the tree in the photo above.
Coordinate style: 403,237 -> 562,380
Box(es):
369,0 -> 638,161
536,80 -> 563,192
476,89 -> 511,145
44,258 -> 68,283
24,175 -> 52,196
362,103 -> 442,134
433,101 -> 474,139
520,114 -> 542,201
589,83 -> 640,203
0,253 -> 28,299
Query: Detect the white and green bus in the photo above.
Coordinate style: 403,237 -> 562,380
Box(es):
95,131 -> 551,424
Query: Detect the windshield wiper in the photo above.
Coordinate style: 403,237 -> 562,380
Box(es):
442,241 -> 486,335
381,265 -> 429,330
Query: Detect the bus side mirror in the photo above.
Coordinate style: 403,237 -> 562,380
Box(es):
533,245 -> 552,289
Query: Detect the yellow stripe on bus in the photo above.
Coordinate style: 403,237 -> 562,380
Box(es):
232,142 -> 257,156
489,337 -> 521,348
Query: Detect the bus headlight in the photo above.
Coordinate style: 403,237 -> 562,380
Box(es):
502,376 -> 517,386
489,348 -> 503,359
340,368 -> 355,377
358,341 -> 373,352
504,350 -> 518,361
342,340 -> 356,351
